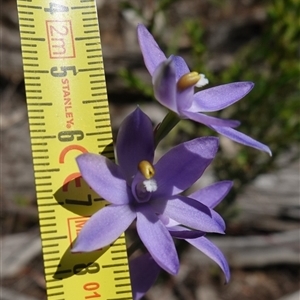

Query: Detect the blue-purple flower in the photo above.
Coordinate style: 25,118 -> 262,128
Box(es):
130,181 -> 232,300
72,107 -> 225,276
137,24 -> 271,155
167,180 -> 232,282
129,253 -> 161,300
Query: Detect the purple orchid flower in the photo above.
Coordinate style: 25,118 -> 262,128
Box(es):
129,253 -> 161,300
167,180 -> 233,282
72,107 -> 224,276
129,181 -> 232,300
137,24 -> 271,155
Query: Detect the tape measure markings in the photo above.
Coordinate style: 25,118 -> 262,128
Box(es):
78,68 -> 103,73
32,155 -> 49,159
40,222 -> 56,228
36,190 -> 52,194
86,48 -> 101,53
21,57 -> 39,61
90,81 -> 106,85
18,4 -> 41,9
83,100 -> 104,104
40,217 -> 55,221
19,18 -> 34,23
42,242 -> 60,248
27,103 -> 52,106
42,234 -> 67,240
84,24 -> 99,28
43,255 -> 59,259
19,24 -> 35,28
33,162 -> 50,166
18,1 -> 132,298
36,181 -> 52,185
18,12 -> 33,16
29,124 -> 52,132
91,85 -> 105,90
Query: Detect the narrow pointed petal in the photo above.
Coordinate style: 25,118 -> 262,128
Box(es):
187,236 -> 230,283
136,205 -> 179,275
168,55 -> 195,112
168,226 -> 205,239
154,137 -> 219,197
153,59 -> 178,112
130,253 -> 161,300
76,153 -> 130,205
171,55 -> 190,81
177,87 -> 195,113
184,110 -> 241,127
211,125 -> 272,155
72,205 -> 136,252
190,82 -> 254,112
151,195 -> 224,233
211,210 -> 226,231
116,108 -> 154,181
189,181 -> 233,209
137,24 -> 167,76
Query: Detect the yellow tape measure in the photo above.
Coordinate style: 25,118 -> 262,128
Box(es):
17,0 -> 132,299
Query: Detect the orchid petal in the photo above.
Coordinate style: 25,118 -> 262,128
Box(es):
151,195 -> 224,233
76,153 -> 130,205
191,82 -> 254,112
177,87 -> 195,113
154,137 -> 218,197
189,181 -> 233,209
72,205 -> 136,252
184,110 -> 241,127
187,236 -> 230,283
116,108 -> 154,181
130,253 -> 161,300
153,59 -> 178,113
136,205 -> 179,275
159,215 -> 180,227
168,226 -> 205,239
211,125 -> 272,155
171,55 -> 190,80
169,56 -> 195,112
137,24 -> 270,154
211,210 -> 226,231
137,24 -> 166,76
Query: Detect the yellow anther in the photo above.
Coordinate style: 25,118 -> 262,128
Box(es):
138,160 -> 155,179
177,72 -> 201,91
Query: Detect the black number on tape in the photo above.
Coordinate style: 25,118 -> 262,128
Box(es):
51,66 -> 77,77
58,130 -> 84,142
73,262 -> 100,275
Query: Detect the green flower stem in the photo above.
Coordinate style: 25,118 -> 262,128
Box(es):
154,111 -> 181,147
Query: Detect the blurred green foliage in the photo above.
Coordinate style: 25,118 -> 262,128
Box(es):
119,0 -> 299,215
211,0 -> 299,210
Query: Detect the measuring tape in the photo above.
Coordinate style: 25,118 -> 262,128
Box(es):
17,0 -> 132,299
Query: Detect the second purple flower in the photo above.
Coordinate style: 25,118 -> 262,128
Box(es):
137,24 -> 271,155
